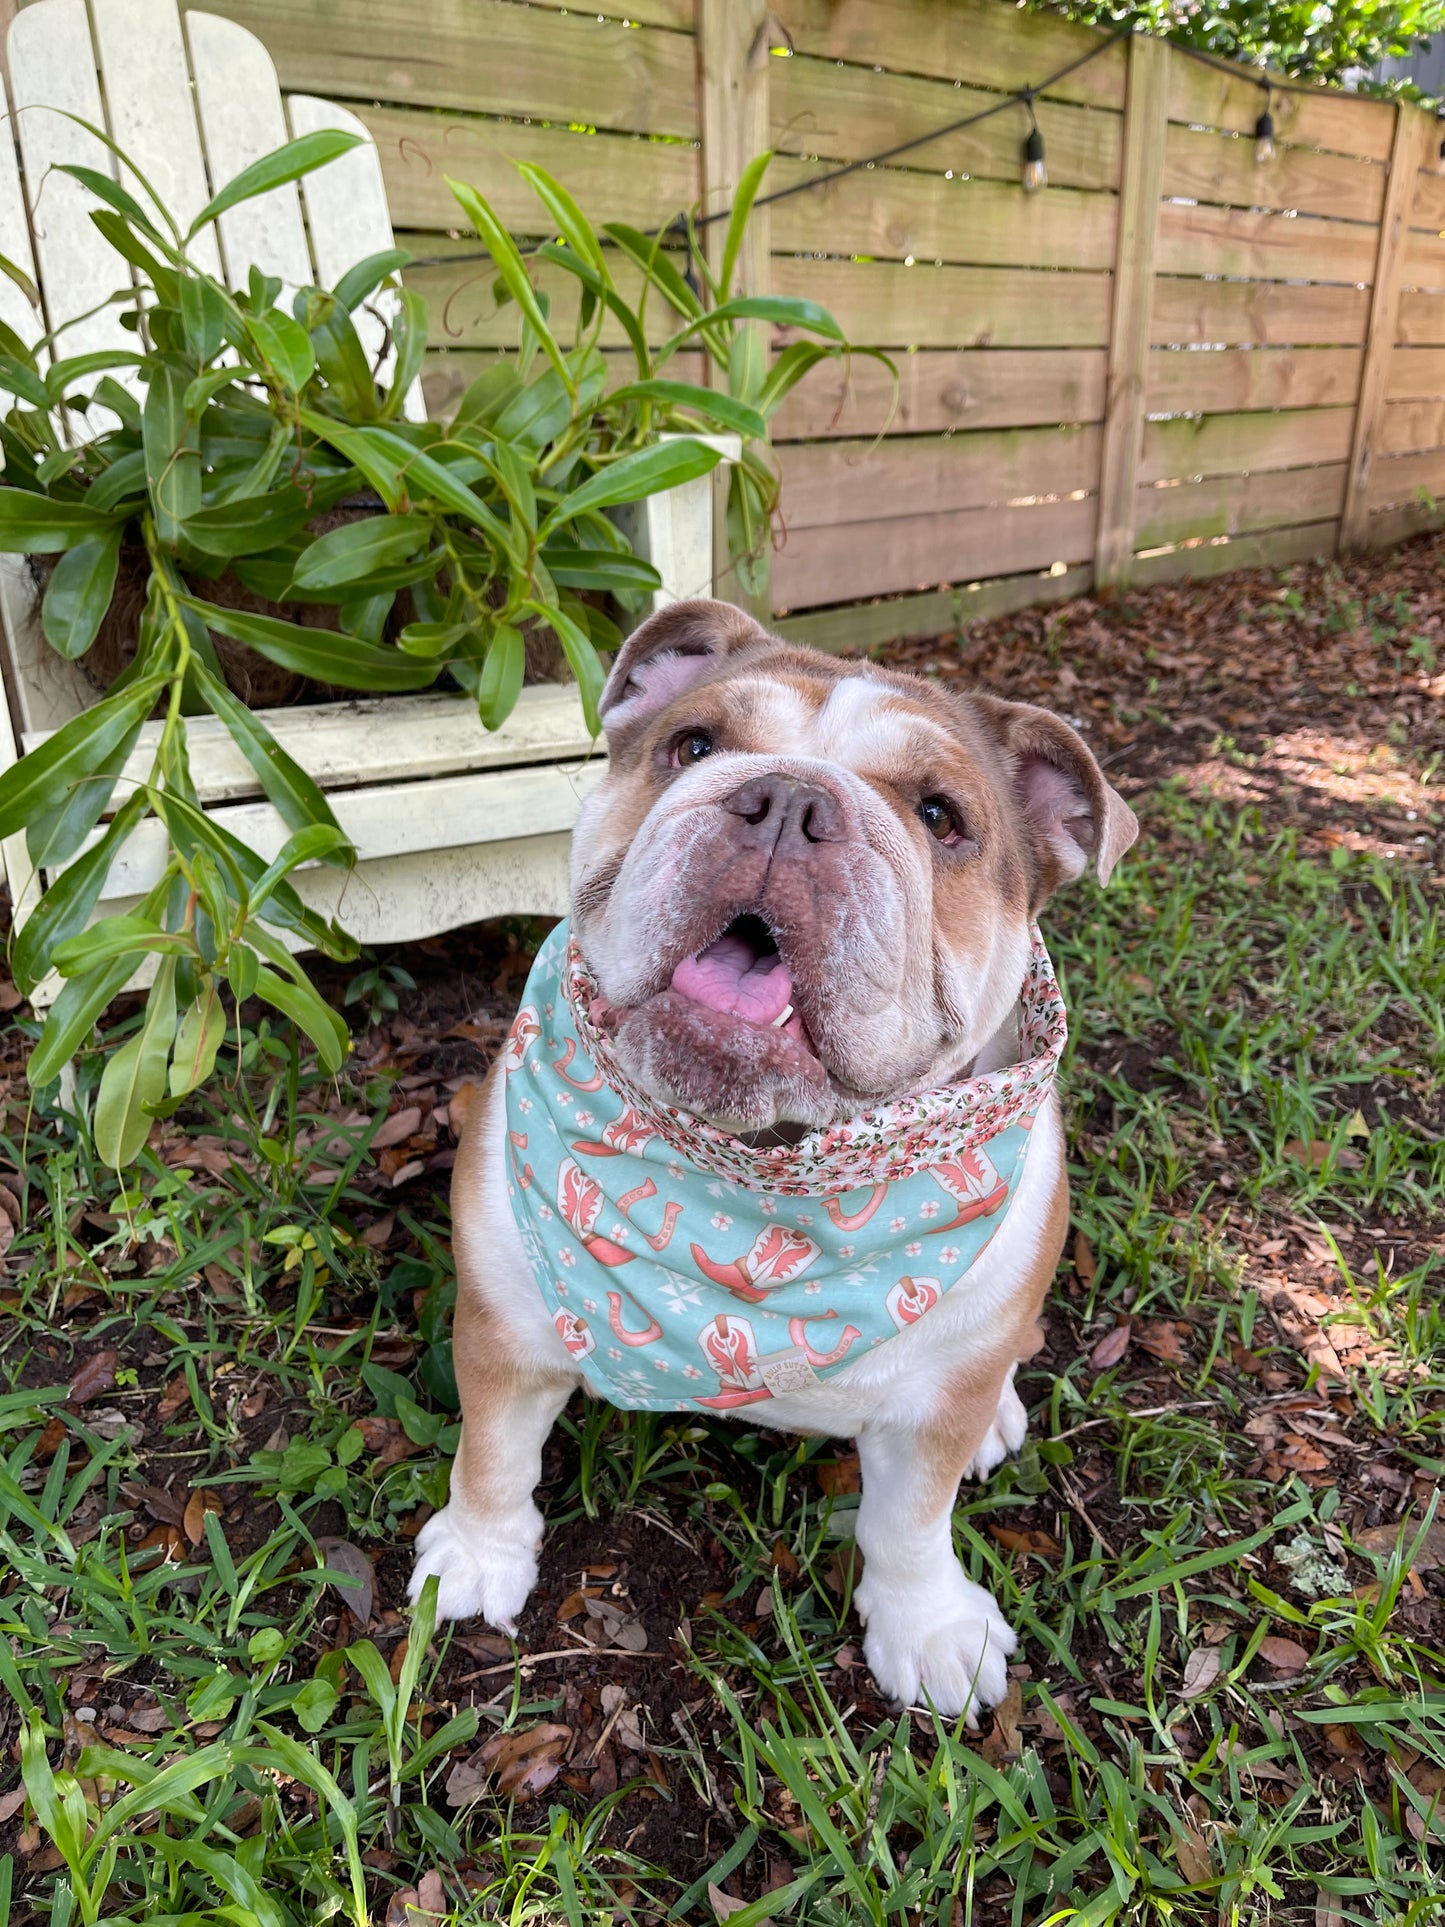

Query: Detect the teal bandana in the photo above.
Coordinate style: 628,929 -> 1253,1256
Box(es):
503,922 -> 1067,1413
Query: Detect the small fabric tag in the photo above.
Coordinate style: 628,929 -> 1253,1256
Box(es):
757,1345 -> 819,1395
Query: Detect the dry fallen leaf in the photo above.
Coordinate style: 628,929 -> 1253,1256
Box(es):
1173,1820 -> 1211,1886
1089,1321 -> 1131,1371
315,1537 -> 376,1629
1258,1635 -> 1311,1673
1137,1320 -> 1191,1365
67,1349 -> 118,1405
989,1526 -> 1063,1561
478,1721 -> 572,1799
1181,1647 -> 1222,1699
710,1884 -> 772,1927
371,1105 -> 423,1151
181,1488 -> 221,1547
1072,1229 -> 1096,1285
980,1679 -> 1024,1767
816,1454 -> 861,1496
1355,1510 -> 1445,1571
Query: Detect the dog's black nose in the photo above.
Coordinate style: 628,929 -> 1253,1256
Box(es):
722,775 -> 845,855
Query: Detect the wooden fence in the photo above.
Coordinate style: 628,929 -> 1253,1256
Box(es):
142,3 -> 1445,644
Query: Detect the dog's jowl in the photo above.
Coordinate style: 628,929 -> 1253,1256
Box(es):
410,598 -> 1137,1718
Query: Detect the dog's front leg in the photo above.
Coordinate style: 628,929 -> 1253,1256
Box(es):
409,1323 -> 576,1630
853,1421 -> 1016,1720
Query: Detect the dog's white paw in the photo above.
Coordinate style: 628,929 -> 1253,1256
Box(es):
858,1570 -> 1016,1720
407,1503 -> 542,1631
964,1368 -> 1029,1480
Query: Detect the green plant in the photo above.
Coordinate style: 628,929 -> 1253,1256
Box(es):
0,127 -> 864,1153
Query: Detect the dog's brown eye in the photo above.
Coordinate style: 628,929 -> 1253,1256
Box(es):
671,730 -> 714,767
920,795 -> 960,843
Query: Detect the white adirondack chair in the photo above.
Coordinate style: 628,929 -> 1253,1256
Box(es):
0,0 -> 733,1004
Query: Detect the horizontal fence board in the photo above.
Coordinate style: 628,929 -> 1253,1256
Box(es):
773,496 -> 1096,609
1133,519 -> 1340,582
1386,347 -> 1445,400
1379,398 -> 1445,453
1396,289 -> 1445,344
770,0 -> 1127,113
360,107 -> 696,234
502,0 -> 693,27
1152,275 -> 1369,345
1366,496 -> 1445,546
1133,462 -> 1346,546
1147,345 -> 1362,412
770,158 -> 1117,271
1162,120 -> 1385,225
773,347 -> 1108,437
1403,231 -> 1445,291
188,1 -> 697,136
777,425 -> 1102,527
1365,446 -> 1445,509
1140,405 -> 1354,481
1166,57 -> 1393,164
1155,199 -> 1378,287
1410,166 -> 1445,232
772,56 -> 1122,193
770,257 -> 1114,347
419,348 -> 708,419
773,564 -> 1093,651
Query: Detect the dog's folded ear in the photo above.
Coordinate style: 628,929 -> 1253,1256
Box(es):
599,598 -> 772,743
971,694 -> 1139,895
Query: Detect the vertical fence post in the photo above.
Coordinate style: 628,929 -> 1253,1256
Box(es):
1094,31 -> 1169,592
1341,103 -> 1428,552
697,0 -> 770,610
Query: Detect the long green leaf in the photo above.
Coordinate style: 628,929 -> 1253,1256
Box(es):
170,978 -> 226,1097
247,824 -> 352,916
39,529 -> 122,659
538,546 -> 660,596
191,661 -> 347,841
535,242 -> 650,372
333,248 -> 413,313
143,363 -> 202,542
608,378 -> 764,440
719,150 -> 774,303
477,622 -> 524,731
184,595 -> 441,692
28,953 -> 137,1087
445,176 -> 574,396
93,955 -> 177,1166
12,789 -> 149,996
52,915 -> 192,977
289,513 -> 432,592
0,676 -> 163,842
182,487 -> 314,559
673,294 -> 845,345
542,437 -> 720,533
249,311 -> 316,394
383,287 -> 428,418
525,599 -> 604,735
189,131 -> 361,236
0,488 -> 116,554
514,162 -> 605,274
251,965 -> 348,1073
603,223 -> 703,322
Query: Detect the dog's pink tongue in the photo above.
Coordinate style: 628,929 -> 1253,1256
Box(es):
672,933 -> 793,1026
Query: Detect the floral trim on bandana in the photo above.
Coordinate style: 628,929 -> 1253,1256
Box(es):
561,924 -> 1067,1197
501,922 -> 1068,1416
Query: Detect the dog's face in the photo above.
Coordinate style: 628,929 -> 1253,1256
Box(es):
569,600 -> 1137,1133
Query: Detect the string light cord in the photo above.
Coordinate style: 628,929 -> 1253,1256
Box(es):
407,22 -> 1354,275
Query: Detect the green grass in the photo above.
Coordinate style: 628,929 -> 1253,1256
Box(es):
1,778 -> 1443,1926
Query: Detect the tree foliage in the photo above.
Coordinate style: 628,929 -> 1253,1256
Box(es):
1027,0 -> 1445,85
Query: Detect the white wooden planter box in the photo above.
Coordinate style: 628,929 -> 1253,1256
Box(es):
0,0 -> 738,1005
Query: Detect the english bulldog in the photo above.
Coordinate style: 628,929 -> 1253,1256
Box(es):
410,598 -> 1137,1717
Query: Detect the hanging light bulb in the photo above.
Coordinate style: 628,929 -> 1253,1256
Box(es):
1254,105 -> 1276,166
1022,105 -> 1047,194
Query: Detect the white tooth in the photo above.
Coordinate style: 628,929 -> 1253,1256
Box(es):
771,1004 -> 794,1028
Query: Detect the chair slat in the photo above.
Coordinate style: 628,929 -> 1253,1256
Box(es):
289,94 -> 426,421
8,0 -> 130,367
90,0 -> 221,279
0,103 -> 42,349
185,9 -> 312,297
